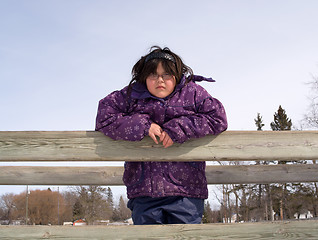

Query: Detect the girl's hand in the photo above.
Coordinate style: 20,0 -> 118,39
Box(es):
148,123 -> 174,148
148,123 -> 162,144
160,131 -> 174,148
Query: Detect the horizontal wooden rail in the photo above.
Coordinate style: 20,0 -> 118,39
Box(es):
0,164 -> 318,185
2,220 -> 318,239
1,131 -> 318,162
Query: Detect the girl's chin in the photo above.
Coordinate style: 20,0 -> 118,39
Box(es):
153,93 -> 169,98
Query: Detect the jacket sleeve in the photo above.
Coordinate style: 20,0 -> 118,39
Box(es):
95,87 -> 152,141
162,85 -> 228,143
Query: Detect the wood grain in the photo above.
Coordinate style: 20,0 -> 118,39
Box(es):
1,164 -> 318,185
1,131 -> 318,162
1,220 -> 318,239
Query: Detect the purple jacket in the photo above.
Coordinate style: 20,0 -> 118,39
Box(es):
95,75 -> 227,199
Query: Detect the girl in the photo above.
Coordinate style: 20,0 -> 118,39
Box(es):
95,46 -> 227,224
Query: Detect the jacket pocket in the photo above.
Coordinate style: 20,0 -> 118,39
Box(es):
167,162 -> 206,187
123,162 -> 144,187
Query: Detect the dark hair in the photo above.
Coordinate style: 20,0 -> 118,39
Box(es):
128,46 -> 193,93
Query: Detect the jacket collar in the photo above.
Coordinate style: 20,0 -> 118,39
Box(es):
130,75 -> 215,100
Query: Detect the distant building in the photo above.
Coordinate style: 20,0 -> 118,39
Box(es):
125,218 -> 133,225
0,220 -> 23,225
94,220 -> 110,225
294,211 -> 313,219
63,222 -> 73,226
73,219 -> 87,226
0,220 -> 9,225
223,213 -> 241,223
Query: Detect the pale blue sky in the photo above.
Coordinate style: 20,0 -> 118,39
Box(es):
1,0 -> 318,203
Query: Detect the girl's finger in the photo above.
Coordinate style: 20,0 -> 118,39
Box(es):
162,134 -> 170,147
159,131 -> 165,142
150,133 -> 158,144
163,139 -> 172,148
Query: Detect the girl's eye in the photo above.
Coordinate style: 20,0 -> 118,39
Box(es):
148,73 -> 173,80
162,74 -> 173,80
148,74 -> 159,80
151,74 -> 158,78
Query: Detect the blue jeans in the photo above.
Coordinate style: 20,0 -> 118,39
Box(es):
127,196 -> 204,225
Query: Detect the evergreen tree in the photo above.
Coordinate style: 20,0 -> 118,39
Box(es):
106,187 -> 114,210
73,186 -> 111,224
72,199 -> 84,221
270,105 -> 292,220
254,113 -> 268,221
270,105 -> 292,131
117,196 -> 131,221
202,201 -> 213,223
254,113 -> 265,131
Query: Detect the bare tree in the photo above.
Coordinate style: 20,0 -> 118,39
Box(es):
304,74 -> 318,129
0,194 -> 17,224
61,191 -> 78,223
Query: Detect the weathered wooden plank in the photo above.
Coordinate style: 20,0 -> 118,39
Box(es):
205,164 -> 318,184
1,131 -> 318,162
0,166 -> 124,185
1,220 -> 318,239
1,164 -> 318,185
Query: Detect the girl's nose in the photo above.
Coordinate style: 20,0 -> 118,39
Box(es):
157,76 -> 164,82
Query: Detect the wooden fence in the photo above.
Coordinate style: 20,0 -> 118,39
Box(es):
1,131 -> 318,185
1,130 -> 318,239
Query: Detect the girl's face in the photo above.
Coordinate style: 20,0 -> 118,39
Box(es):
146,62 -> 176,98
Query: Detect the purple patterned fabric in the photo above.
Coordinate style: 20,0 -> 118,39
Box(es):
95,75 -> 227,199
